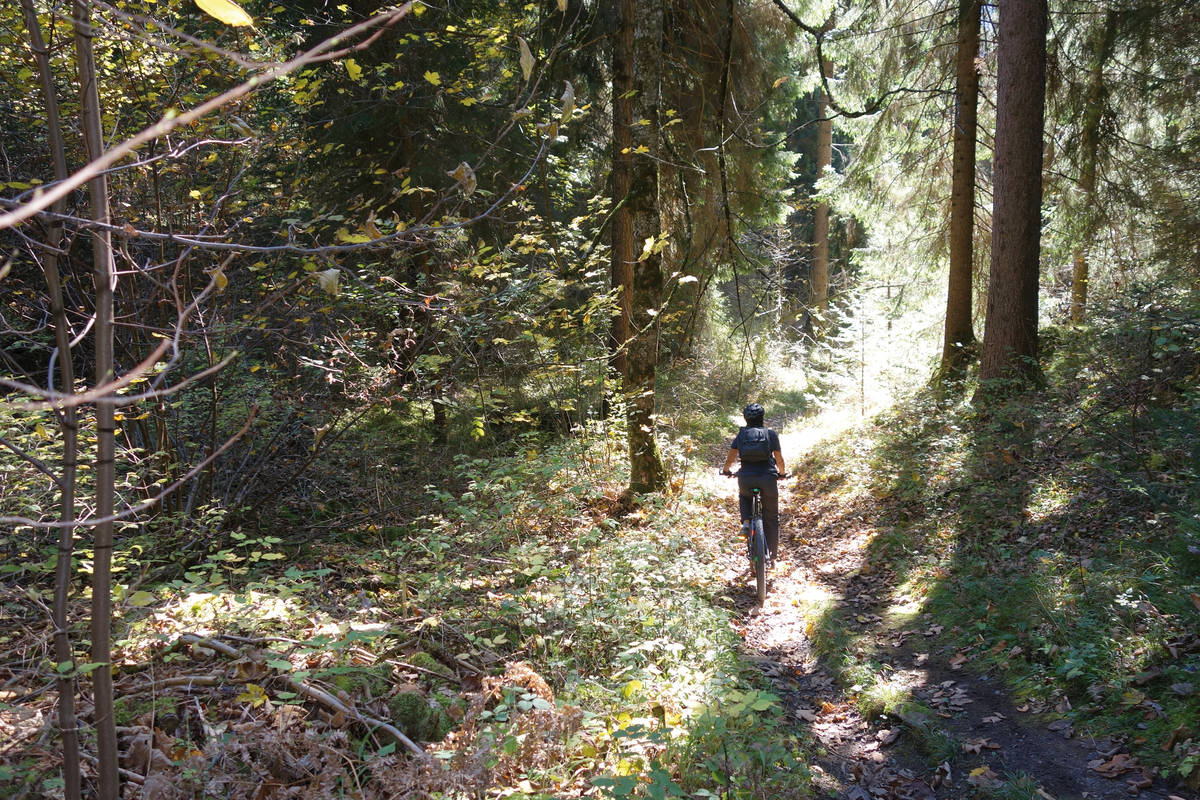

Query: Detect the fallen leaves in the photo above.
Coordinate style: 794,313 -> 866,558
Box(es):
1088,752 -> 1139,777
848,763 -> 936,800
875,727 -> 901,746
966,766 -> 1001,789
962,737 -> 1000,754
1046,718 -> 1073,739
920,680 -> 971,717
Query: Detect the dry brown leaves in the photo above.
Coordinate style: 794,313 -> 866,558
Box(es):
374,661 -> 586,800
846,762 -> 937,800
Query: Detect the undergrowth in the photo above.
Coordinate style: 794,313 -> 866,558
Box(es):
798,290 -> 1200,789
1,401 -> 815,798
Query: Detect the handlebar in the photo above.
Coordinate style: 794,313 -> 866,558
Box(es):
720,469 -> 789,479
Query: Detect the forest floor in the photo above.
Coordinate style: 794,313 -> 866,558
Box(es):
705,412 -> 1197,800
3,309 -> 1199,800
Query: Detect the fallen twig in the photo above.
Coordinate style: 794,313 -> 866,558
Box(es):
119,675 -> 223,694
175,633 -> 425,758
82,752 -> 145,785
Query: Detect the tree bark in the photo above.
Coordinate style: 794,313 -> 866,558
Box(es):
73,3 -> 120,797
1069,13 -> 1118,324
610,0 -> 634,397
20,1 -> 81,795
811,57 -> 833,324
978,0 -> 1047,386
625,0 -> 666,494
940,0 -> 982,377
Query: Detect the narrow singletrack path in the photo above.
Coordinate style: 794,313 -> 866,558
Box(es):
711,423 -> 1189,800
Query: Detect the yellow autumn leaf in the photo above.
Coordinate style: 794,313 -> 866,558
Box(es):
638,236 -> 656,261
424,70 -> 441,86
446,162 -> 476,196
364,214 -> 384,239
343,58 -> 362,81
236,683 -> 269,707
560,80 -> 575,124
518,36 -> 534,81
195,0 -> 254,27
335,228 -> 371,243
211,267 -> 228,291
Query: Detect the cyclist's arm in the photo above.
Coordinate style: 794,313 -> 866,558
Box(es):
773,450 -> 786,476
722,448 -> 738,474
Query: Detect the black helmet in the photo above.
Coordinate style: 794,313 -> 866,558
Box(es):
743,403 -> 764,425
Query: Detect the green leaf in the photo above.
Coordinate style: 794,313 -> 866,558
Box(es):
126,590 -> 156,607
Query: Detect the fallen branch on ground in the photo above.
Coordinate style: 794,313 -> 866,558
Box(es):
174,633 -> 425,758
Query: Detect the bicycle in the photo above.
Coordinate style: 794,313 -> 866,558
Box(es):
746,487 -> 768,606
722,472 -> 773,606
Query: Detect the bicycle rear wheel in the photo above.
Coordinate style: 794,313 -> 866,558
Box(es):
752,519 -> 766,606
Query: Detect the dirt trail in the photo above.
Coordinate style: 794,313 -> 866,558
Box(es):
711,435 -> 1192,800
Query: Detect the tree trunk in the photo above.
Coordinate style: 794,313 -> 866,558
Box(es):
625,0 -> 666,494
74,3 -> 120,797
977,0 -> 1047,386
1069,13 -> 1118,324
20,2 -> 81,796
940,0 -> 982,377
811,57 -> 833,324
609,0 -> 634,402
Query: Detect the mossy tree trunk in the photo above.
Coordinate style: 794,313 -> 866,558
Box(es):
940,0 -> 982,378
1070,13 -> 1118,324
625,0 -> 666,494
811,57 -> 833,329
978,0 -> 1048,388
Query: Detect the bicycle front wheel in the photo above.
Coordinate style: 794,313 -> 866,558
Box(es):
752,519 -> 766,606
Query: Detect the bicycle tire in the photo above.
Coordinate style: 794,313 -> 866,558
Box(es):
752,518 -> 766,606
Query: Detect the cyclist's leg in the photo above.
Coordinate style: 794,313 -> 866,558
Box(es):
736,475 -> 753,523
760,478 -> 780,560
741,475 -> 779,559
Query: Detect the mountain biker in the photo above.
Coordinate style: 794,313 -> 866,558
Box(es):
720,403 -> 786,563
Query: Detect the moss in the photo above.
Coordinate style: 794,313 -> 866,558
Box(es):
388,687 -> 453,742
113,695 -> 178,727
326,664 -> 392,698
407,651 -> 454,681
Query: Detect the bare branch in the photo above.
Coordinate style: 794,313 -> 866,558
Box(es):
0,4 -> 415,230
0,407 -> 258,530
770,0 -> 948,119
0,434 -> 64,489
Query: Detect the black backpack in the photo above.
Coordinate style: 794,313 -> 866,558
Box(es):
737,427 -> 772,463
